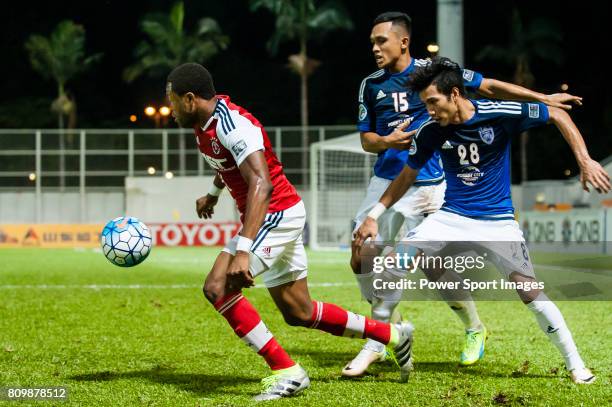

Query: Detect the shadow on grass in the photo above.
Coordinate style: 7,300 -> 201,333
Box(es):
416,361 -> 557,379
69,368 -> 259,396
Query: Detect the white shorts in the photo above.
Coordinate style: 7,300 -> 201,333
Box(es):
402,210 -> 535,279
353,175 -> 446,241
223,200 -> 308,288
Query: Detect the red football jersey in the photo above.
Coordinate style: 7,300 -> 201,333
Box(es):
195,95 -> 301,217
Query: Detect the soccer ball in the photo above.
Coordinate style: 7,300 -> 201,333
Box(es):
100,216 -> 152,267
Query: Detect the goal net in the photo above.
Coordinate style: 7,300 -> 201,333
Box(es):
309,132 -> 376,250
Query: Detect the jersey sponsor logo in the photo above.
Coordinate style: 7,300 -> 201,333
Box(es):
528,103 -> 540,118
232,140 -> 248,157
462,69 -> 475,82
457,165 -> 484,186
478,126 -> 495,144
211,138 -> 221,154
202,153 -> 229,171
387,117 -> 411,128
358,103 -> 368,121
442,140 -> 454,149
376,90 -> 386,100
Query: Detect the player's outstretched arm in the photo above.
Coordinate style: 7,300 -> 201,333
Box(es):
360,120 -> 415,153
354,165 -> 419,247
226,150 -> 273,289
477,78 -> 583,111
196,174 -> 225,219
548,106 -> 611,193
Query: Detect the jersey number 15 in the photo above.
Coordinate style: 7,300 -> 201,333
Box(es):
391,92 -> 409,112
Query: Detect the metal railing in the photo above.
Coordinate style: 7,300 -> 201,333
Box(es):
0,126 -> 355,192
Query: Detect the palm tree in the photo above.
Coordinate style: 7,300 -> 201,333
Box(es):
476,9 -> 564,182
26,20 -> 102,190
250,0 -> 353,178
123,2 -> 229,83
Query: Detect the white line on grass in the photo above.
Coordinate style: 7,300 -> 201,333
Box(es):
0,282 -> 356,290
1,264 -> 607,291
152,258 -> 347,265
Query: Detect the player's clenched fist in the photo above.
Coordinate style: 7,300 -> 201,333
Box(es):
227,252 -> 254,289
353,216 -> 379,251
196,194 -> 219,219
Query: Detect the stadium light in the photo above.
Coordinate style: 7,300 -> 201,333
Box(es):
28,173 -> 36,181
144,106 -> 156,116
427,43 -> 440,55
147,166 -> 156,175
165,171 -> 174,179
159,106 -> 171,117
129,115 -> 137,122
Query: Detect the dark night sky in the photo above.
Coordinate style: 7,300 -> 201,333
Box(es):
1,0 -> 611,179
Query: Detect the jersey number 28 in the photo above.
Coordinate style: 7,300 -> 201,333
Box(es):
458,143 -> 480,165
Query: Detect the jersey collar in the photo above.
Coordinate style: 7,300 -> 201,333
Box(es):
201,97 -> 224,131
463,99 -> 479,125
385,57 -> 415,77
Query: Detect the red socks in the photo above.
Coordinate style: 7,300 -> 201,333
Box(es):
214,292 -> 295,371
213,293 -> 392,372
309,301 -> 391,344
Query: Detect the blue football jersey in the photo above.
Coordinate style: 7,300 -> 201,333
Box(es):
406,99 -> 550,219
358,58 -> 483,184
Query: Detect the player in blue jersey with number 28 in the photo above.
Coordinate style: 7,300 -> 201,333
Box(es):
346,11 -> 585,377
355,57 -> 610,384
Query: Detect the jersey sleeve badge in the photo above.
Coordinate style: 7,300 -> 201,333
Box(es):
358,104 -> 368,121
528,103 -> 540,118
232,140 -> 248,158
462,69 -> 475,81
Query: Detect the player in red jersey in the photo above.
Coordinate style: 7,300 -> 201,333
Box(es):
166,63 -> 414,400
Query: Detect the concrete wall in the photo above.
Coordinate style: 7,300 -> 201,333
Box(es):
124,176 -> 240,223
0,191 -> 123,224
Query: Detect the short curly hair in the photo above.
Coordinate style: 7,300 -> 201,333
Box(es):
167,63 -> 216,99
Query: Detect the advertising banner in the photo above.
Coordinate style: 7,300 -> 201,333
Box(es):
0,222 -> 241,248
0,224 -> 103,248
149,222 -> 240,247
520,209 -> 607,253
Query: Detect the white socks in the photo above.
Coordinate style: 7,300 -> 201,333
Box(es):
355,271 -> 374,303
435,270 -> 483,331
526,292 -> 585,371
355,270 -> 401,353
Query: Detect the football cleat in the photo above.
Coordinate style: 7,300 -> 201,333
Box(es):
570,367 -> 596,384
387,322 -> 414,382
459,326 -> 487,366
253,364 -> 310,401
342,341 -> 388,377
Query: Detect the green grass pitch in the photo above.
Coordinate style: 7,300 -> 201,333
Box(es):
0,247 -> 610,406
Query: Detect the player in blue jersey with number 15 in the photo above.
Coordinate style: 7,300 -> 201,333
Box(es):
355,57 -> 610,384
345,11 -> 585,377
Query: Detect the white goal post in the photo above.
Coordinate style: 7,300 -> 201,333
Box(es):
309,132 -> 376,250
